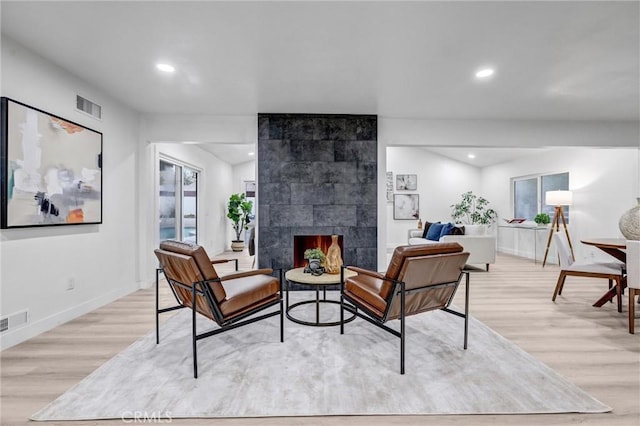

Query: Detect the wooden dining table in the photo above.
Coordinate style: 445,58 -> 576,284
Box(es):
580,238 -> 627,307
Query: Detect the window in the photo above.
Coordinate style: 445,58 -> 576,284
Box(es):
512,172 -> 569,220
159,159 -> 199,243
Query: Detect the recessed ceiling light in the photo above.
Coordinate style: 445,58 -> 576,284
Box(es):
156,63 -> 175,73
248,152 -> 255,156
467,153 -> 476,159
475,68 -> 494,79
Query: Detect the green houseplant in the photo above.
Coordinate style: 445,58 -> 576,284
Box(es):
534,212 -> 551,226
304,247 -> 326,275
227,193 -> 253,251
450,191 -> 497,225
304,247 -> 326,263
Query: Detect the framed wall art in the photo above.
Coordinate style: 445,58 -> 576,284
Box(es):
386,171 -> 393,202
1,97 -> 103,228
396,174 -> 417,190
393,194 -> 420,220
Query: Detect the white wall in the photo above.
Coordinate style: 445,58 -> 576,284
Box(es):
0,37 -> 140,349
386,147 -> 483,247
482,147 -> 639,261
231,160 -> 256,244
232,160 -> 256,195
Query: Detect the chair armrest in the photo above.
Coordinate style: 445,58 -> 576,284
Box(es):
220,268 -> 274,281
211,258 -> 239,271
344,266 -> 384,280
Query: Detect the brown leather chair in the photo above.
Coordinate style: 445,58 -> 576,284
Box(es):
340,243 -> 470,374
154,240 -> 283,378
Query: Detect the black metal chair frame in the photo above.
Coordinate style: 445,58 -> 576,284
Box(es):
340,267 -> 470,374
155,258 -> 238,344
156,264 -> 284,378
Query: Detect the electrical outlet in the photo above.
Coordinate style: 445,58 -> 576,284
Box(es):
66,278 -> 75,291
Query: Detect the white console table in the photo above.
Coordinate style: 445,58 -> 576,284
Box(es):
498,224 -> 556,264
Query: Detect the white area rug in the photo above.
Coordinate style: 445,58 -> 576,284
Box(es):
32,293 -> 610,421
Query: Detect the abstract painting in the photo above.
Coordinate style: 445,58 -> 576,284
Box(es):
1,97 -> 103,228
396,174 -> 417,190
393,194 -> 420,220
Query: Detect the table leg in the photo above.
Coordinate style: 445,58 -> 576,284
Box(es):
316,287 -> 320,324
593,276 -> 626,310
286,278 -> 290,310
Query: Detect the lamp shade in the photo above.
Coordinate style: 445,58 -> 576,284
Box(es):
546,190 -> 573,206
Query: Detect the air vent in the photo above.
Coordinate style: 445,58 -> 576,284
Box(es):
76,95 -> 102,119
0,310 -> 29,334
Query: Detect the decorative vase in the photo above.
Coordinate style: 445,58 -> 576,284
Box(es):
417,218 -> 423,230
619,198 -> 640,240
325,235 -> 343,274
305,258 -> 324,275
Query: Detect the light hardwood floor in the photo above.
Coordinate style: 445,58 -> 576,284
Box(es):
1,253 -> 639,425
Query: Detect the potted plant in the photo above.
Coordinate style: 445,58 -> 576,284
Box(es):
304,247 -> 326,275
534,212 -> 551,226
450,191 -> 497,234
227,193 -> 253,251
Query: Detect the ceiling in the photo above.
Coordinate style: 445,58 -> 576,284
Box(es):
2,1 -> 638,165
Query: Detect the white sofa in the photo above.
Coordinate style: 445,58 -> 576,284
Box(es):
408,228 -> 496,271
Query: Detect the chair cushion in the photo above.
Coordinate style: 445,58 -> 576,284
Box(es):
385,243 -> 464,281
219,274 -> 280,319
159,240 -> 226,302
566,261 -> 623,275
344,274 -> 391,318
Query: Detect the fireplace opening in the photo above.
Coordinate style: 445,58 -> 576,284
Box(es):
293,235 -> 344,269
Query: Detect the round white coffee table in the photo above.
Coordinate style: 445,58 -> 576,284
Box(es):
285,267 -> 358,327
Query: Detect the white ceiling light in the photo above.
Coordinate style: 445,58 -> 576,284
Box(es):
467,153 -> 476,159
248,152 -> 255,156
475,68 -> 495,79
156,63 -> 175,73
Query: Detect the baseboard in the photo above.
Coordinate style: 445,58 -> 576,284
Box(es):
0,281 -> 141,351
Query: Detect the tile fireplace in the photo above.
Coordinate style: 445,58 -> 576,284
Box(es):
293,234 -> 344,269
257,113 -> 378,275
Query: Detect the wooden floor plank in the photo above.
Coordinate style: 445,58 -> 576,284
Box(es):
1,252 -> 638,425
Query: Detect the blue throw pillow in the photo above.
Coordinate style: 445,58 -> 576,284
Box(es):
426,222 -> 443,241
439,222 -> 456,239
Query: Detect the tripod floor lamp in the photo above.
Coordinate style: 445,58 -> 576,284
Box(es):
542,190 -> 574,267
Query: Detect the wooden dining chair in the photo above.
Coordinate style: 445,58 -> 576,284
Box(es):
626,240 -> 639,334
552,233 -> 624,312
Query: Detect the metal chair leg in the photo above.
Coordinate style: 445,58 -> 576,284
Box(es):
464,272 -> 469,350
192,284 -> 198,379
400,282 -> 406,375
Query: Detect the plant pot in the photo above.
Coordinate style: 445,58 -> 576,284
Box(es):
231,240 -> 245,252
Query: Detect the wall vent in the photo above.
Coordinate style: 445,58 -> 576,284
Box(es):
76,95 -> 102,119
0,310 -> 29,334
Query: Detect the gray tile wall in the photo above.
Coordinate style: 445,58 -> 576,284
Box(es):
257,114 -> 378,273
